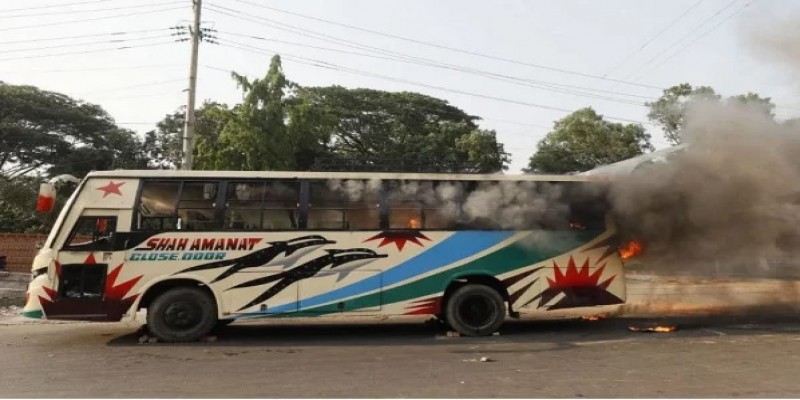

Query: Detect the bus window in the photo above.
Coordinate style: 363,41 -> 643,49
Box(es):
387,180 -> 458,230
138,181 -> 180,230
225,182 -> 264,230
389,199 -> 421,229
225,181 -> 299,230
308,181 -> 379,230
177,182 -> 219,231
64,216 -> 117,251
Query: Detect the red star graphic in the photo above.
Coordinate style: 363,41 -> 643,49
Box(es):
97,181 -> 125,198
364,230 -> 430,251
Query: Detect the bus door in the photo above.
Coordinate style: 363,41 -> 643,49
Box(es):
50,211 -> 128,320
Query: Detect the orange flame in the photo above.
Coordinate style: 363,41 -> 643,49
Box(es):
619,241 -> 643,260
581,313 -> 609,321
628,325 -> 677,333
408,216 -> 421,229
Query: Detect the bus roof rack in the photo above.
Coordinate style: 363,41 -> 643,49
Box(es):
309,157 -> 497,174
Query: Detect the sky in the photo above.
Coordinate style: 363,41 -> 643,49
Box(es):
2,0 -> 799,173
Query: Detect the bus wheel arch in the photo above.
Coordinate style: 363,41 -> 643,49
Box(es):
441,275 -> 510,336
138,279 -> 219,342
137,278 -> 219,314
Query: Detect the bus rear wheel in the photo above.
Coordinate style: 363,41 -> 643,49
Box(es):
147,287 -> 216,343
444,284 -> 506,336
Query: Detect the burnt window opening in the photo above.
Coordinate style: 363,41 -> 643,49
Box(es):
137,181 -> 222,231
224,181 -> 300,230
63,216 -> 117,251
307,180 -> 380,230
59,263 -> 107,301
386,180 -> 460,230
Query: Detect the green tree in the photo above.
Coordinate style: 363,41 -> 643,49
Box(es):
214,55 -> 296,170
727,92 -> 776,118
526,107 -> 653,174
646,83 -> 720,145
144,101 -> 233,169
0,82 -> 148,178
292,86 -> 509,172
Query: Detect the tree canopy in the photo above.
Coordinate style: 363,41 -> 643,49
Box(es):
0,82 -> 148,179
149,55 -> 509,173
646,83 -> 777,145
526,108 -> 653,174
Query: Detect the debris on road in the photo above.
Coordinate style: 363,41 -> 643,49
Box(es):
628,325 -> 678,333
581,313 -> 609,321
479,356 -> 492,362
0,306 -> 20,317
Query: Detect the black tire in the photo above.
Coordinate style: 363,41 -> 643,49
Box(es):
445,284 -> 506,336
147,287 -> 217,343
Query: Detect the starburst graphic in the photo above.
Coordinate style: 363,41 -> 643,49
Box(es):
546,256 -> 614,290
403,296 -> 442,315
97,180 -> 125,198
364,230 -> 431,251
523,256 -> 623,310
38,253 -> 143,320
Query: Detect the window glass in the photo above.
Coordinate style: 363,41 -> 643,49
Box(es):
64,217 -> 116,251
177,182 -> 219,231
387,180 -> 459,230
138,181 -> 180,230
224,181 -> 299,230
308,180 -> 380,230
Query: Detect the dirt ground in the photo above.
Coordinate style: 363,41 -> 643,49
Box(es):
2,275 -> 800,398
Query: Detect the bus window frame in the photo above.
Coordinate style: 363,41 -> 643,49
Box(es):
222,179 -> 301,231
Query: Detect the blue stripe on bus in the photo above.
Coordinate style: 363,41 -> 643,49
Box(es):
262,231 -> 515,314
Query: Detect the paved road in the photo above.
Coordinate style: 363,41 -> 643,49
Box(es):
2,311 -> 800,398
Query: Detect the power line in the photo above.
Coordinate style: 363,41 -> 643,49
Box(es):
0,34 -> 171,54
214,30 -> 649,106
0,5 -> 184,32
0,1 -> 184,18
208,1 -> 665,91
0,40 -> 177,62
0,28 -> 171,45
602,0 -> 708,78
634,0 -> 759,79
207,7 -> 654,107
0,64 -> 184,74
214,39 -> 654,126
0,0 -> 111,13
620,0 -> 743,81
77,78 -> 186,96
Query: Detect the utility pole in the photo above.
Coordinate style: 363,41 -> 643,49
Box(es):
182,0 -> 202,170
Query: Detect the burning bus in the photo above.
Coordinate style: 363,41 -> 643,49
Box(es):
24,170 -> 630,342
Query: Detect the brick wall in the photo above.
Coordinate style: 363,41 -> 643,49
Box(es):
0,233 -> 48,273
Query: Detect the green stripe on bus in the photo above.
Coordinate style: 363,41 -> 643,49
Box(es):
291,230 -> 599,316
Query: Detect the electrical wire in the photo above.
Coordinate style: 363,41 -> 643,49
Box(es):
632,0 -> 760,79
0,40 -> 177,62
0,34 -> 171,54
0,28 -> 171,45
620,0 -> 743,81
214,39 -> 654,126
0,1 -> 184,19
0,64 -> 184,74
0,0 -> 111,13
208,1 -> 665,90
215,29 -> 651,106
76,78 -> 185,96
0,5 -> 184,32
602,0 -> 708,78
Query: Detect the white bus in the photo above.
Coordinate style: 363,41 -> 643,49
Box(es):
23,170 -> 628,342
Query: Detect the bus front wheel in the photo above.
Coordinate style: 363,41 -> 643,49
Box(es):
147,287 -> 217,343
444,284 -> 506,336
